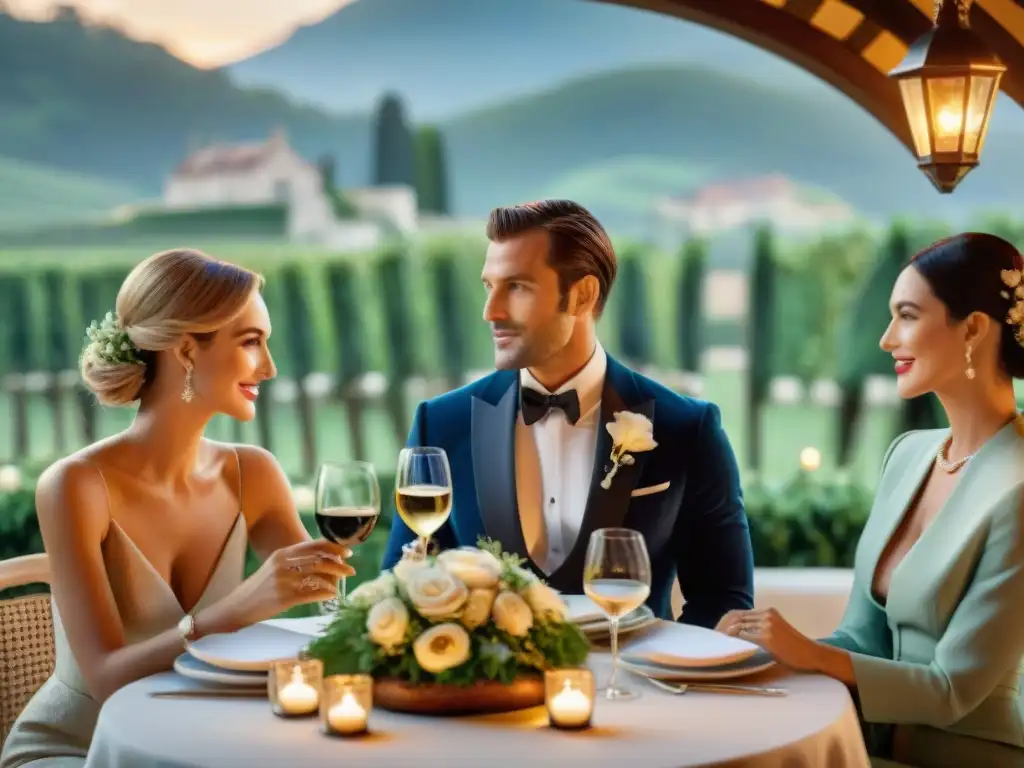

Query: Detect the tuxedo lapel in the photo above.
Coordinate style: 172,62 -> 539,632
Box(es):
470,372 -> 531,562
549,357 -> 655,589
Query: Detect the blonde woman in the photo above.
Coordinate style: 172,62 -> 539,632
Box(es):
1,249 -> 352,767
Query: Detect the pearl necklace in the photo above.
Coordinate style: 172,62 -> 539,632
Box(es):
935,437 -> 974,474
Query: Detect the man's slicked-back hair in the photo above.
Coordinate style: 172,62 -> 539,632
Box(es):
486,199 -> 617,315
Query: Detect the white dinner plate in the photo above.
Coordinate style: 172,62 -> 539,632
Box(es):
619,620 -> 761,668
579,605 -> 658,639
173,653 -> 268,688
621,651 -> 777,681
185,622 -> 315,672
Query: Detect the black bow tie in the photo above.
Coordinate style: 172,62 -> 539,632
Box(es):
521,386 -> 581,426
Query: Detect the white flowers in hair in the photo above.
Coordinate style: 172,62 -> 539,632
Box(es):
84,311 -> 141,366
601,410 -> 657,489
1000,269 -> 1024,347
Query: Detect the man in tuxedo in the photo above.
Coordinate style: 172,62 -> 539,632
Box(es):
381,200 -> 754,627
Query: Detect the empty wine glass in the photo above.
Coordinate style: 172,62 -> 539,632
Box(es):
314,461 -> 381,611
583,527 -> 652,700
394,447 -> 452,556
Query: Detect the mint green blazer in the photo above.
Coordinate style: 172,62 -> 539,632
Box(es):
823,419 -> 1024,766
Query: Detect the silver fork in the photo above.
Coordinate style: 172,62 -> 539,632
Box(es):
643,676 -> 787,697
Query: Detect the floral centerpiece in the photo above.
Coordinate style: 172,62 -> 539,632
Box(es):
303,539 -> 590,713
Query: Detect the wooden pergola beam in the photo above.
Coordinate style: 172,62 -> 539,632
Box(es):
596,0 -> 1024,149
596,0 -> 915,153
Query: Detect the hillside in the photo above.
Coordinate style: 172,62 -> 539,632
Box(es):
4,10 -> 1024,235
0,156 -> 142,231
438,65 -> 1024,225
228,0 -> 807,119
0,9 -> 371,194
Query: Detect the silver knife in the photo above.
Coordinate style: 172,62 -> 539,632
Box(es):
644,677 -> 787,697
149,689 -> 267,699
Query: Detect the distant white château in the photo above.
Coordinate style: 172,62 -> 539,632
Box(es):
656,174 -> 856,237
162,128 -> 420,248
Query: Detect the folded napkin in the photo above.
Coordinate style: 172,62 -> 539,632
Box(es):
263,616 -> 332,637
621,620 -> 759,668
562,594 -> 609,625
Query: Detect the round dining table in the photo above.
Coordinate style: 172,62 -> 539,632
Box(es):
84,644 -> 871,768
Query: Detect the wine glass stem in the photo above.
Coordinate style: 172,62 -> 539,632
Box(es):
419,535 -> 429,557
609,616 -> 621,692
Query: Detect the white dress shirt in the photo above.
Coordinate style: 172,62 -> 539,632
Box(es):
515,343 -> 607,574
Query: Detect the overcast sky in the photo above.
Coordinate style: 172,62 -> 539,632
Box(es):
5,0 -> 354,66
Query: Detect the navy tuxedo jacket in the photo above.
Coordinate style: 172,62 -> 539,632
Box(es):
381,355 -> 755,628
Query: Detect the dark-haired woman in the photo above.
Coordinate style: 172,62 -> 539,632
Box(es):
718,232 -> 1024,766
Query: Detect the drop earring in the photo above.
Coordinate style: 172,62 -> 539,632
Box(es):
965,345 -> 975,380
181,364 -> 195,402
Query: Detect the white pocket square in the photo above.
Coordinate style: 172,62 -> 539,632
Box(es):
631,481 -> 670,498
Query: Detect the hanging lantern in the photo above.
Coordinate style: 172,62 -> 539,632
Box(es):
889,0 -> 1006,193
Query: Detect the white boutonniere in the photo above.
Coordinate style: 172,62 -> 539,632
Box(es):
601,411 -> 657,489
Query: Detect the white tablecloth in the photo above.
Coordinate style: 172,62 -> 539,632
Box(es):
85,646 -> 870,767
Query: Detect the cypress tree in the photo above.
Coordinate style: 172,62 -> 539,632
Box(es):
372,93 -> 415,187
677,238 -> 706,375
616,245 -> 652,368
747,225 -> 777,472
414,126 -> 450,215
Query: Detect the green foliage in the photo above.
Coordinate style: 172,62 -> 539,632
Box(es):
304,543 -> 590,685
676,238 -> 706,372
616,246 -> 652,366
372,93 -> 415,187
325,261 -> 369,384
414,126 -> 450,215
376,246 -> 419,379
280,265 -> 316,377
748,226 -> 776,402
745,471 -> 871,568
746,226 -> 776,471
427,250 -> 467,382
41,270 -> 73,372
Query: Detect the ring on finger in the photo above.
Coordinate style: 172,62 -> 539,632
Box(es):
299,575 -> 321,591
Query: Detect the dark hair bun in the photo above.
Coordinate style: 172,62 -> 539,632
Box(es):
912,232 -> 1024,380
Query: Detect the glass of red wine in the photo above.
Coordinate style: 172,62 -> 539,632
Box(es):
314,460 -> 381,612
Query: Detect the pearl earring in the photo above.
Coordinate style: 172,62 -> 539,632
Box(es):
965,345 -> 975,380
181,364 -> 195,402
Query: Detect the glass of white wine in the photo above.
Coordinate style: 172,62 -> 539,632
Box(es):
394,447 -> 452,556
583,527 -> 652,700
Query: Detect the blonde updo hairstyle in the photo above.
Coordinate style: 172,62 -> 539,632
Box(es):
80,249 -> 265,407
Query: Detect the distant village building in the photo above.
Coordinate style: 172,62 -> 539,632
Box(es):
163,128 -> 321,210
655,174 -> 856,238
161,128 -> 432,249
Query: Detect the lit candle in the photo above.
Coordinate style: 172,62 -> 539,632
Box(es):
277,666 -> 319,716
327,691 -> 368,735
549,679 -> 592,729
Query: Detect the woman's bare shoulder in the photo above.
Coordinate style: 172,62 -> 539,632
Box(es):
204,440 -> 293,519
34,441 -> 123,532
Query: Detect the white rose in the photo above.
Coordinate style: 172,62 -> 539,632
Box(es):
366,596 -> 409,649
606,410 -> 658,453
436,547 -> 502,589
413,622 -> 471,674
492,591 -> 533,637
522,581 -> 567,622
460,588 -> 496,630
405,565 -> 469,620
392,556 -> 430,586
346,573 -> 396,606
